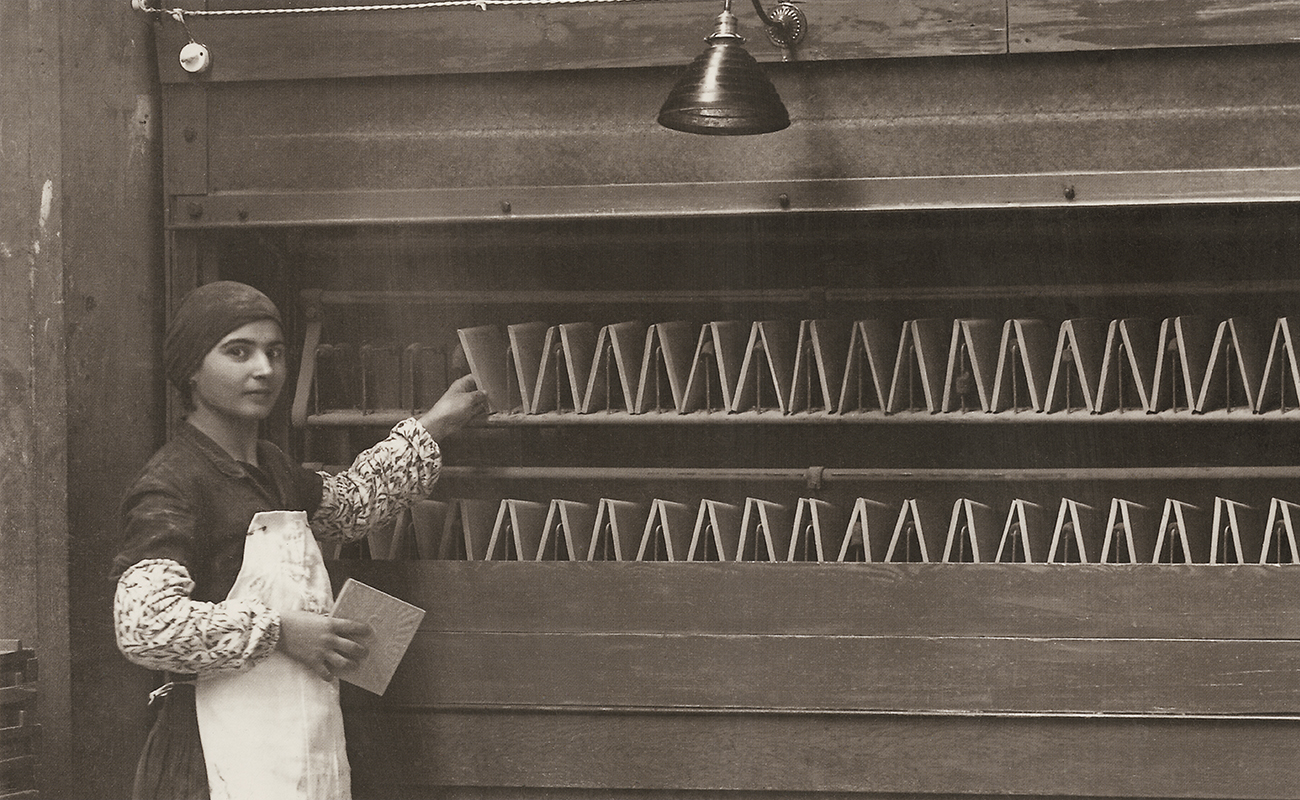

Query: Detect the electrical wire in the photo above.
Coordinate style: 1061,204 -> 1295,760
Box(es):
134,0 -> 645,16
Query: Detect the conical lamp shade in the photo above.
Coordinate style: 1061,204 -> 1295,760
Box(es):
658,37 -> 790,135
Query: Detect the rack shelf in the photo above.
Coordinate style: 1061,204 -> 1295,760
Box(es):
292,278 -> 1300,428
303,407 -> 1295,427
322,462 -> 1300,566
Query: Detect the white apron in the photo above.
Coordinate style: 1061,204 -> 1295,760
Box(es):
196,510 -> 351,800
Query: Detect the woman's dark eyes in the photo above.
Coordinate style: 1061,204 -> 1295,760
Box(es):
224,345 -> 284,360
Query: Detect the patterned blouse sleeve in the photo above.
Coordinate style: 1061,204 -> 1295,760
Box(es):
114,559 -> 281,674
311,417 -> 441,542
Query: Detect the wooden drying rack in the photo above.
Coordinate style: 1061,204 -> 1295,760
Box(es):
291,285 -> 1300,427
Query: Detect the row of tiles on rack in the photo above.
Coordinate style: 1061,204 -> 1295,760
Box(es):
457,317 -> 1300,416
313,317 -> 1300,416
348,494 -> 1300,565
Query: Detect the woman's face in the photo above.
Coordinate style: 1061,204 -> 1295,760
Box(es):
191,319 -> 287,423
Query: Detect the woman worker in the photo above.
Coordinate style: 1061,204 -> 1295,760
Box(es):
111,280 -> 488,799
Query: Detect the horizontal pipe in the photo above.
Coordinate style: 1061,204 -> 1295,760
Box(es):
302,280 -> 1300,309
302,408 -> 1293,427
303,288 -> 818,306
305,464 -> 1300,482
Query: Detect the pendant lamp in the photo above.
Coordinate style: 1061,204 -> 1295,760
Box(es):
658,0 -> 806,135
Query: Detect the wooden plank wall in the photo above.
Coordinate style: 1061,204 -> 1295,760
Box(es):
145,2 -> 1300,224
1009,0 -> 1300,52
153,0 -> 1008,82
152,43 -> 1300,226
151,0 -> 1300,83
333,562 -> 1300,798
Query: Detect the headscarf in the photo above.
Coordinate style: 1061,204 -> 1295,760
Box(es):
164,281 -> 283,391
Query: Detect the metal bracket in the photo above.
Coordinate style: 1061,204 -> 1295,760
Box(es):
752,0 -> 806,49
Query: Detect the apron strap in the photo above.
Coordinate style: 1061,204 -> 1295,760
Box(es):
148,673 -> 197,708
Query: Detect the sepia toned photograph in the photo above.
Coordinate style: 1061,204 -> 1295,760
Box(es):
6,1 -> 1300,798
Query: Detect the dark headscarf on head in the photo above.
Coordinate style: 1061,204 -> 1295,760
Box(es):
164,281 -> 283,392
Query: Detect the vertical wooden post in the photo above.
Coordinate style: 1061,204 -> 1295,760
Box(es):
58,2 -> 168,796
0,1 -> 71,794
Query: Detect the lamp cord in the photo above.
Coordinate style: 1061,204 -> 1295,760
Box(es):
135,0 -> 644,15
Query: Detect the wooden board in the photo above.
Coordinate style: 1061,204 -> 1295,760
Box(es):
375,630 -> 1300,714
1009,0 -> 1300,53
332,561 -> 1300,642
162,44 -> 1300,223
327,561 -> 1300,797
341,709 -> 1300,798
153,1 -> 1008,83
156,1 -> 1300,83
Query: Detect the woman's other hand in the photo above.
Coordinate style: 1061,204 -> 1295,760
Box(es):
418,373 -> 489,440
278,609 -> 372,681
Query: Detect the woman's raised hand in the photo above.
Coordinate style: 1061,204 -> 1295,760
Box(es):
417,373 -> 489,440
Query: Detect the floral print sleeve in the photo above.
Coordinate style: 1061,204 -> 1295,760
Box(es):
311,417 -> 441,541
114,558 -> 280,674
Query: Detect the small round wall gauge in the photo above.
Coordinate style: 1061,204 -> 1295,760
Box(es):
179,42 -> 211,74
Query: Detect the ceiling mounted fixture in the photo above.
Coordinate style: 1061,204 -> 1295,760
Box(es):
657,0 -> 807,136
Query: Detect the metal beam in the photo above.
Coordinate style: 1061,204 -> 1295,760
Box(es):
168,167 -> 1300,227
